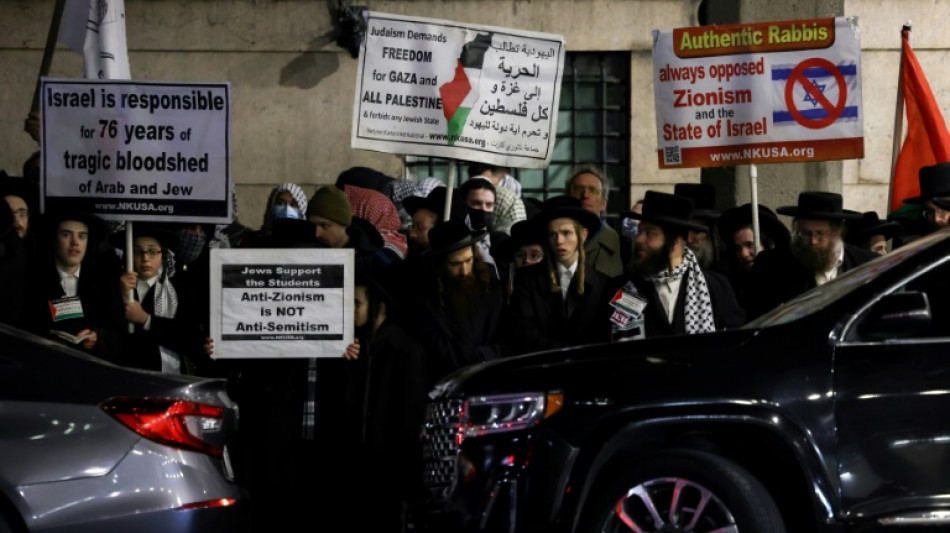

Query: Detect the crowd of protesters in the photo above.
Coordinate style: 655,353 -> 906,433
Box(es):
2,155 -> 947,532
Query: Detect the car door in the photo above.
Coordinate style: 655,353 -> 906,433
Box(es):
834,255 -> 950,523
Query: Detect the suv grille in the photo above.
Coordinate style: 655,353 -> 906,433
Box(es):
422,398 -> 463,500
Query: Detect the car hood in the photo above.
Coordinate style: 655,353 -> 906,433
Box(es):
429,328 -> 762,399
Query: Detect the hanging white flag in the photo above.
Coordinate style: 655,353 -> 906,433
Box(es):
57,0 -> 130,80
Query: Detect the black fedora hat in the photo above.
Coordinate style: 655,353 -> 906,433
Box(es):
621,190 -> 709,233
35,210 -> 108,243
0,176 -> 39,212
673,183 -> 720,222
777,191 -> 862,221
717,203 -> 791,248
904,162 -> 950,204
402,186 -> 466,221
845,211 -> 904,245
423,219 -> 487,258
109,222 -> 179,251
535,195 -> 601,235
494,216 -> 546,262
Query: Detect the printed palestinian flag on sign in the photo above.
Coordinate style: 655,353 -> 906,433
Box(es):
438,32 -> 493,145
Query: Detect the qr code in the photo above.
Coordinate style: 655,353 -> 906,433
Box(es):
664,146 -> 682,165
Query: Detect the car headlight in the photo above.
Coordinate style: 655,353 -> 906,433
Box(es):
461,392 -> 563,440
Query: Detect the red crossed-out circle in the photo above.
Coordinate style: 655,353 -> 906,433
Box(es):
784,57 -> 847,129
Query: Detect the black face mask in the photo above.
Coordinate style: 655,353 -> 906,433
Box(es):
467,208 -> 493,231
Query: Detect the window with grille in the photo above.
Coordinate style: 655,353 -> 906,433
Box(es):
405,51 -> 631,223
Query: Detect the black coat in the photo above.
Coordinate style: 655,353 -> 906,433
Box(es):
744,242 -> 878,321
505,261 -> 615,354
342,321 -> 427,496
617,267 -> 745,338
120,278 -> 199,373
22,253 -> 125,362
409,275 -> 509,386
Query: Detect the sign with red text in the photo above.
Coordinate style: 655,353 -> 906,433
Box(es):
352,11 -> 565,168
652,17 -> 863,168
41,78 -> 232,222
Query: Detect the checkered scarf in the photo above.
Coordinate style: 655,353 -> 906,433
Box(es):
342,184 -> 408,259
646,247 -> 715,334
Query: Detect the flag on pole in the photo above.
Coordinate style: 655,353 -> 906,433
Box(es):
57,0 -> 130,80
890,26 -> 950,213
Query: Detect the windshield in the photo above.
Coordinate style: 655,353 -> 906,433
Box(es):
743,231 -> 945,328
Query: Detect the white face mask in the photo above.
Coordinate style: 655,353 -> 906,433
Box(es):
273,204 -> 303,220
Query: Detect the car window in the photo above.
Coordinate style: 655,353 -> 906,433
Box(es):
745,232 -> 944,329
896,259 -> 950,338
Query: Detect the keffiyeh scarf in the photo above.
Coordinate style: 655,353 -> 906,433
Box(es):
646,247 -> 715,334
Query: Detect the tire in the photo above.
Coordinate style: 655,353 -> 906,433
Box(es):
581,449 -> 785,533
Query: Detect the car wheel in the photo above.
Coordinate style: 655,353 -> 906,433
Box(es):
582,449 -> 785,533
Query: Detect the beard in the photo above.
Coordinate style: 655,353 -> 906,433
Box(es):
791,237 -> 840,273
443,272 -> 483,317
631,243 -> 668,277
689,238 -> 715,269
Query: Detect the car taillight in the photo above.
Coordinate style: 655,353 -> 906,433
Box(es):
101,398 -> 225,457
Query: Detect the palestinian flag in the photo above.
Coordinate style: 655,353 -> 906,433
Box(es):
438,32 -> 492,145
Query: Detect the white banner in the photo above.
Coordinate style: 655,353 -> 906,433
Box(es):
40,78 -> 232,223
652,17 -> 863,168
209,249 -> 355,359
352,11 -> 566,168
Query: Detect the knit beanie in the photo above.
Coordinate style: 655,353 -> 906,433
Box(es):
306,185 -> 352,226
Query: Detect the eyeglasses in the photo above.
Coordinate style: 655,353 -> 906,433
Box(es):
795,229 -> 833,243
11,208 -> 29,219
133,248 -> 162,258
569,185 -> 602,198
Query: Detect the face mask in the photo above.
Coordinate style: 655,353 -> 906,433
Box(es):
467,208 -> 493,231
273,204 -> 303,220
175,231 -> 207,264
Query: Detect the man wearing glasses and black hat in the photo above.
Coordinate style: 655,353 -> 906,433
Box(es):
610,191 -> 743,341
745,191 -> 877,320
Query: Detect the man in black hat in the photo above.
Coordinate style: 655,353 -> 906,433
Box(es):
407,219 -> 509,385
716,203 -> 791,310
745,191 -> 877,320
402,185 -> 465,256
673,182 -> 721,270
845,211 -> 903,256
22,211 -> 124,360
900,162 -> 950,238
504,196 -> 615,354
611,191 -> 743,341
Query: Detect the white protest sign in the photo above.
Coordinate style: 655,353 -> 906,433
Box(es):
652,17 -> 863,168
40,78 -> 232,222
352,11 -> 565,168
209,248 -> 354,359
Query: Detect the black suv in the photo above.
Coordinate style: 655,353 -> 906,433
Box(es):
420,229 -> 950,533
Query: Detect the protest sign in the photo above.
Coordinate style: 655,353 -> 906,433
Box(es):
653,17 -> 863,168
40,78 -> 232,222
352,11 -> 565,168
209,248 -> 354,359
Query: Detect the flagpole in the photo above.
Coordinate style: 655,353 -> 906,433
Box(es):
29,0 -> 67,122
888,22 -> 911,214
749,164 -> 761,256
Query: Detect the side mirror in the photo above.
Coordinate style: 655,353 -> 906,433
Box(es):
858,291 -> 931,340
